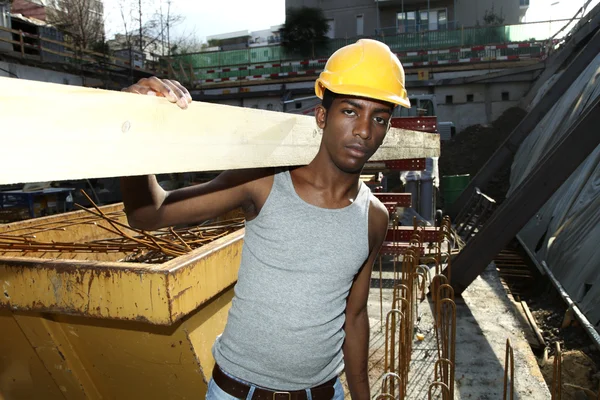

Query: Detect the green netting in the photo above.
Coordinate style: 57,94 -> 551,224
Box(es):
169,21 -> 563,82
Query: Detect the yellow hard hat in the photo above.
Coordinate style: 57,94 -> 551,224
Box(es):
315,39 -> 410,108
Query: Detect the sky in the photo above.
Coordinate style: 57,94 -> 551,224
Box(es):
523,0 -> 600,23
102,0 -> 286,43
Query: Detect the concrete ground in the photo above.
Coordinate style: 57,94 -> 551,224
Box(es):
340,262 -> 550,399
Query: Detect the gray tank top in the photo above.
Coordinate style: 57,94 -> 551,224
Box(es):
212,169 -> 371,390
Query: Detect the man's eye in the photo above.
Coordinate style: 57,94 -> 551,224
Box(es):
343,110 -> 356,116
374,117 -> 388,125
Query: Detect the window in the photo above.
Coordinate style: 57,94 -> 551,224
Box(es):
502,92 -> 509,101
466,94 -> 474,102
419,11 -> 428,31
446,95 -> 453,104
520,0 -> 529,7
438,10 -> 447,30
356,15 -> 364,36
397,11 -> 417,33
399,8 -> 448,32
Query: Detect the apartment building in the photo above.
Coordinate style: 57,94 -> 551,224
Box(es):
286,0 -> 529,38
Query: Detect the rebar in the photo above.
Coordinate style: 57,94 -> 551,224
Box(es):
384,309 -> 404,398
435,294 -> 456,400
552,341 -> 562,400
433,359 -> 454,400
0,192 -> 244,263
392,295 -> 411,397
503,338 -> 515,400
428,381 -> 451,400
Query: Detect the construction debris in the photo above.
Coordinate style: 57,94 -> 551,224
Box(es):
0,191 -> 244,264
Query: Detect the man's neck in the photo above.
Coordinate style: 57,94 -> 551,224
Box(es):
300,155 -> 363,202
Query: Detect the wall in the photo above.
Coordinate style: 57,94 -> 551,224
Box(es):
0,1 -> 11,53
432,81 -> 529,132
0,60 -> 103,87
454,0 -> 526,27
286,0 -> 379,38
11,0 -> 46,20
241,96 -> 285,112
287,0 -> 525,38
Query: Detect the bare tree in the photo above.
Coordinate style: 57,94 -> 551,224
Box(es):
170,28 -> 205,55
47,0 -> 105,49
116,0 -> 182,57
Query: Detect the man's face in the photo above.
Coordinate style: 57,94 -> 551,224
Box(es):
316,95 -> 393,174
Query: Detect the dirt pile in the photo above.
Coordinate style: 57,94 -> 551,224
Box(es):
541,351 -> 600,400
524,275 -> 600,399
439,107 -> 528,204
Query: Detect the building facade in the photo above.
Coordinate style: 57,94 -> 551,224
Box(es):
286,0 -> 529,38
107,33 -> 168,63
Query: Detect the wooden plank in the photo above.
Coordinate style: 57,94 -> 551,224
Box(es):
521,300 -> 546,348
0,77 -> 440,184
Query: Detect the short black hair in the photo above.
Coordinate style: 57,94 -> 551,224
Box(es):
321,89 -> 337,111
321,88 -> 396,112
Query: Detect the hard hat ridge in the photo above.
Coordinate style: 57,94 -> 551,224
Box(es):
315,39 -> 410,108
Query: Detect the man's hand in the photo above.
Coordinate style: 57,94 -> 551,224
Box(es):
122,76 -> 192,110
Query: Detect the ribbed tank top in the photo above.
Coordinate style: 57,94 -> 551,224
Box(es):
212,169 -> 371,390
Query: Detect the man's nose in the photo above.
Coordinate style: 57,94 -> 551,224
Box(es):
353,116 -> 371,140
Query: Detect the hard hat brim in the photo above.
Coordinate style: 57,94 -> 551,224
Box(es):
316,80 -> 411,109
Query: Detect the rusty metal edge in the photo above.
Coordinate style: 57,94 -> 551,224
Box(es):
0,228 -> 245,326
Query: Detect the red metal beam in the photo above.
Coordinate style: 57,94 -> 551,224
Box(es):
380,243 -> 424,255
374,193 -> 412,207
385,227 -> 440,242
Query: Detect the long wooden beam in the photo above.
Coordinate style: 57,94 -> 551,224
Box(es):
0,77 -> 439,185
449,96 -> 600,294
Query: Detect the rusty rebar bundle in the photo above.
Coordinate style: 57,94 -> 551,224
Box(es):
0,190 -> 244,264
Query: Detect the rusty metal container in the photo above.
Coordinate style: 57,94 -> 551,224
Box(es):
0,204 -> 243,399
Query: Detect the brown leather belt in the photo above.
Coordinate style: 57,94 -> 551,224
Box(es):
211,364 -> 336,400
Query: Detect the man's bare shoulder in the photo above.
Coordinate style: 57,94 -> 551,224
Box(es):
369,195 -> 390,226
368,194 -> 389,247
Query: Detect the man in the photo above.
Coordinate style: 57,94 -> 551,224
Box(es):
121,39 -> 410,400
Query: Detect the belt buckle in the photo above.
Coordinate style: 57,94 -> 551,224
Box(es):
273,391 -> 291,400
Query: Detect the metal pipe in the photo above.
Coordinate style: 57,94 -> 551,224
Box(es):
454,0 -> 457,29
516,235 -> 600,353
428,0 -> 430,31
281,95 -> 318,104
376,0 -> 380,34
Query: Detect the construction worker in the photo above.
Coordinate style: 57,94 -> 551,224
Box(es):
121,39 -> 410,400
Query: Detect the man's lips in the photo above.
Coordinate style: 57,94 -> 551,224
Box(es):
346,144 -> 370,157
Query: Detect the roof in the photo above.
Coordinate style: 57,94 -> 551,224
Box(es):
207,30 -> 251,41
10,12 -> 50,27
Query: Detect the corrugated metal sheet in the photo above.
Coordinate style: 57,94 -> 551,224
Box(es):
510,53 -> 600,328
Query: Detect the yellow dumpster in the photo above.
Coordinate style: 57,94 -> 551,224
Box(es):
0,204 -> 243,399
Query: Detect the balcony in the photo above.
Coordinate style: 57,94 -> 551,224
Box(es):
375,0 -> 423,6
165,19 -> 576,87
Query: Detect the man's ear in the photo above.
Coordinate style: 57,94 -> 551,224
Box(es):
315,105 -> 327,129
